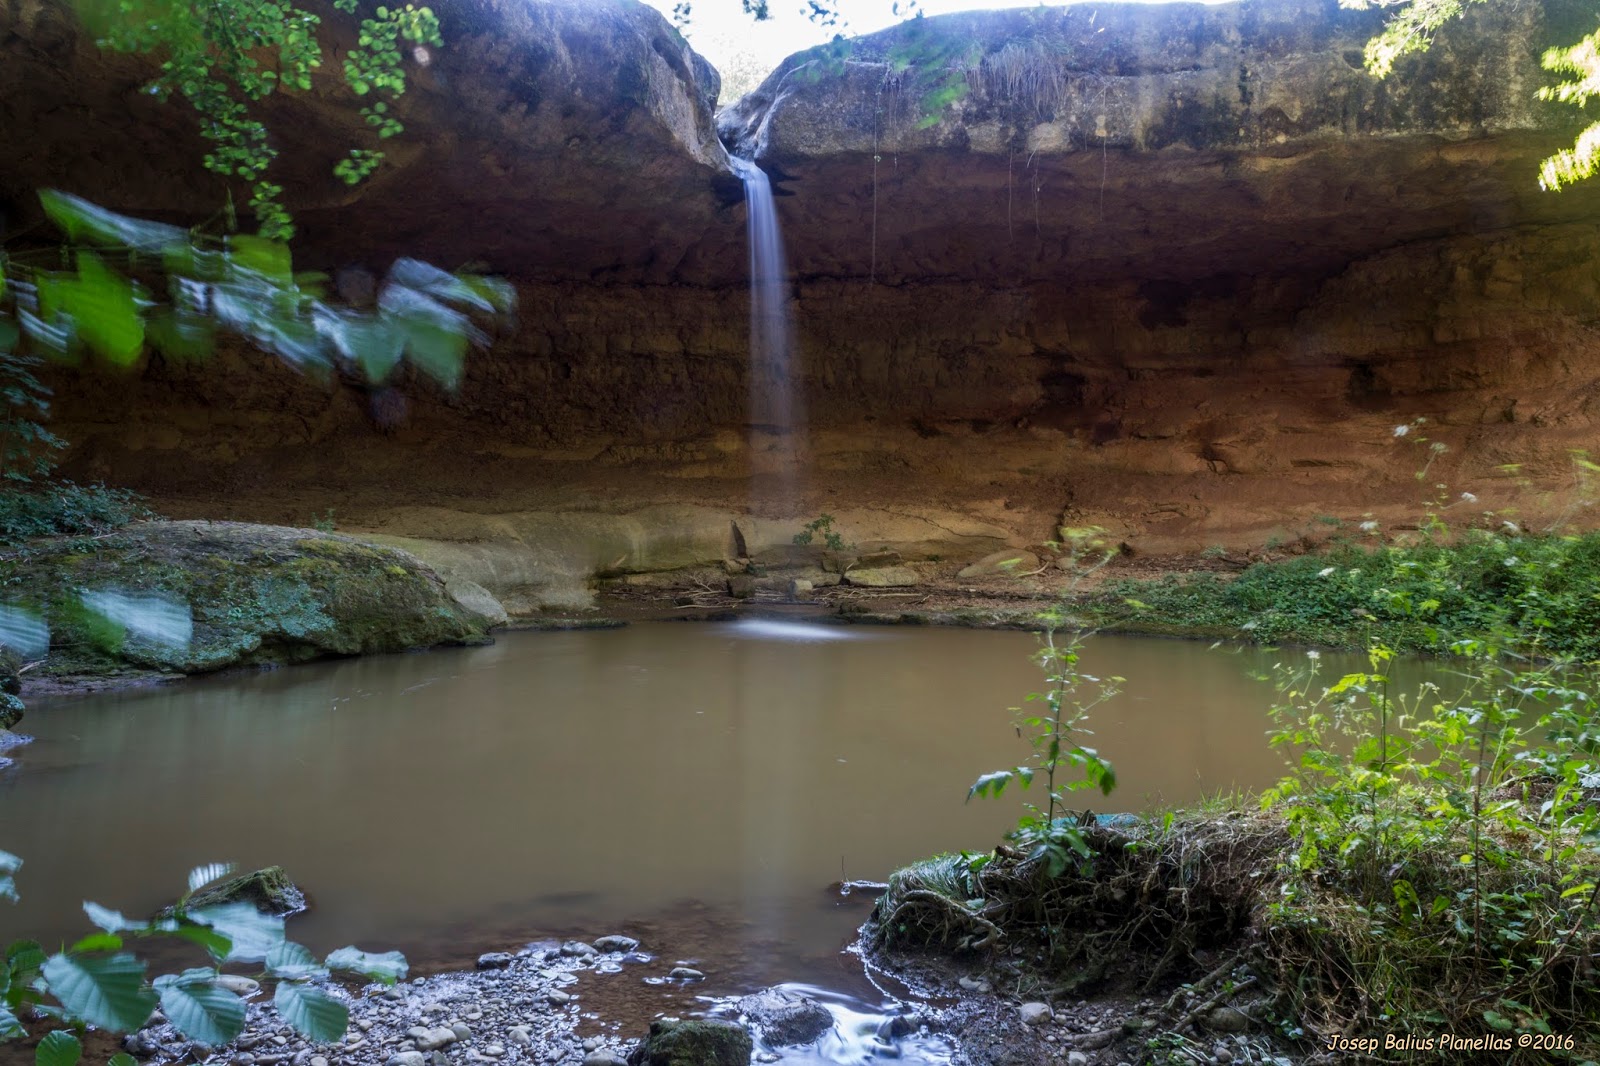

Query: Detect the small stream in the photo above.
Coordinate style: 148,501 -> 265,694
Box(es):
0,622 -> 1397,1053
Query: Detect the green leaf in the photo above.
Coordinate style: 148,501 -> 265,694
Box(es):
37,190 -> 186,252
228,237 -> 292,283
0,1002 -> 22,1038
324,947 -> 407,985
39,953 -> 156,1031
34,1029 -> 80,1066
0,851 -> 19,903
967,770 -> 1014,802
151,921 -> 233,960
273,982 -> 347,1043
67,934 -> 123,955
265,942 -> 327,981
187,903 -> 284,963
109,1055 -> 139,1066
7,941 -> 46,978
37,253 -> 144,365
154,970 -> 245,1045
83,902 -> 148,934
318,313 -> 403,382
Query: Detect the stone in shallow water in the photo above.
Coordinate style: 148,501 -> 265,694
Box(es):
560,940 -> 599,958
667,966 -> 704,981
477,952 -> 515,969
626,1019 -> 751,1066
594,935 -> 640,953
737,987 -> 833,1046
173,866 -> 305,917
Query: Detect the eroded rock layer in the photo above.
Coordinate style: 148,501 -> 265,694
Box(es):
14,0 -> 1600,595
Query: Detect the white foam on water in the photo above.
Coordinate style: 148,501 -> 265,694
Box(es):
727,618 -> 861,643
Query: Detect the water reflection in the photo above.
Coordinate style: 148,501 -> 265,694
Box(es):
1,625 -> 1405,988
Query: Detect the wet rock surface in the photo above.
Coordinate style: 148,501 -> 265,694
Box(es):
174,866 -> 306,918
624,1019 -> 751,1066
736,986 -> 834,1046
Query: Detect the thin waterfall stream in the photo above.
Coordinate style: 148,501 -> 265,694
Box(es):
732,155 -> 806,512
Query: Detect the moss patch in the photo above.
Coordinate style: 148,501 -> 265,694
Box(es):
7,520 -> 489,684
627,1019 -> 752,1066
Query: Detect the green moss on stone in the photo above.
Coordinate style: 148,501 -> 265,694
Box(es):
10,521 -> 489,684
628,1019 -> 752,1066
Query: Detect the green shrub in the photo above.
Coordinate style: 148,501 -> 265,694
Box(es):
1095,529 -> 1600,658
1260,643 -> 1600,1058
0,482 -> 151,546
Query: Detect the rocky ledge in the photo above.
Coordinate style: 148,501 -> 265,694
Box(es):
7,521 -> 495,690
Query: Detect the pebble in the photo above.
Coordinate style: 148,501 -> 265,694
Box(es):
1215,1047 -> 1234,1064
593,935 -> 640,953
385,1055 -> 426,1066
667,966 -> 704,981
215,975 -> 261,997
581,1052 -> 627,1066
477,952 -> 514,970
1205,1007 -> 1252,1033
310,1058 -> 328,1066
414,1026 -> 458,1052
1067,1053 -> 1089,1066
1018,1002 -> 1053,1025
451,1023 -> 473,1041
482,1045 -> 504,1058
508,1027 -> 533,1046
546,990 -> 572,1005
560,941 -> 599,958
956,974 -> 991,993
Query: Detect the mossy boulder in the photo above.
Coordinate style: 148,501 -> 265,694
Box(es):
626,1019 -> 752,1066
181,865 -> 306,917
0,692 -> 22,729
8,521 -> 490,683
0,646 -> 21,695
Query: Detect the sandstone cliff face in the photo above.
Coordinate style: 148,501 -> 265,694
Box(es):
17,0 -> 1600,581
0,0 -> 731,280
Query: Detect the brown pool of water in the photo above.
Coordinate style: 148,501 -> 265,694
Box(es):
0,621 -> 1371,997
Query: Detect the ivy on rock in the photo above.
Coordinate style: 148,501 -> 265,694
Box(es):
73,0 -> 443,238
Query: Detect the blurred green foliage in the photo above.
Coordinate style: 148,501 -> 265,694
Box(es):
2,189 -> 513,392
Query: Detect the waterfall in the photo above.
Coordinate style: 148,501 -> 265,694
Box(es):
731,155 -> 804,506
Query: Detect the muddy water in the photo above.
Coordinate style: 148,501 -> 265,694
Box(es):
2,622 -> 1365,1001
